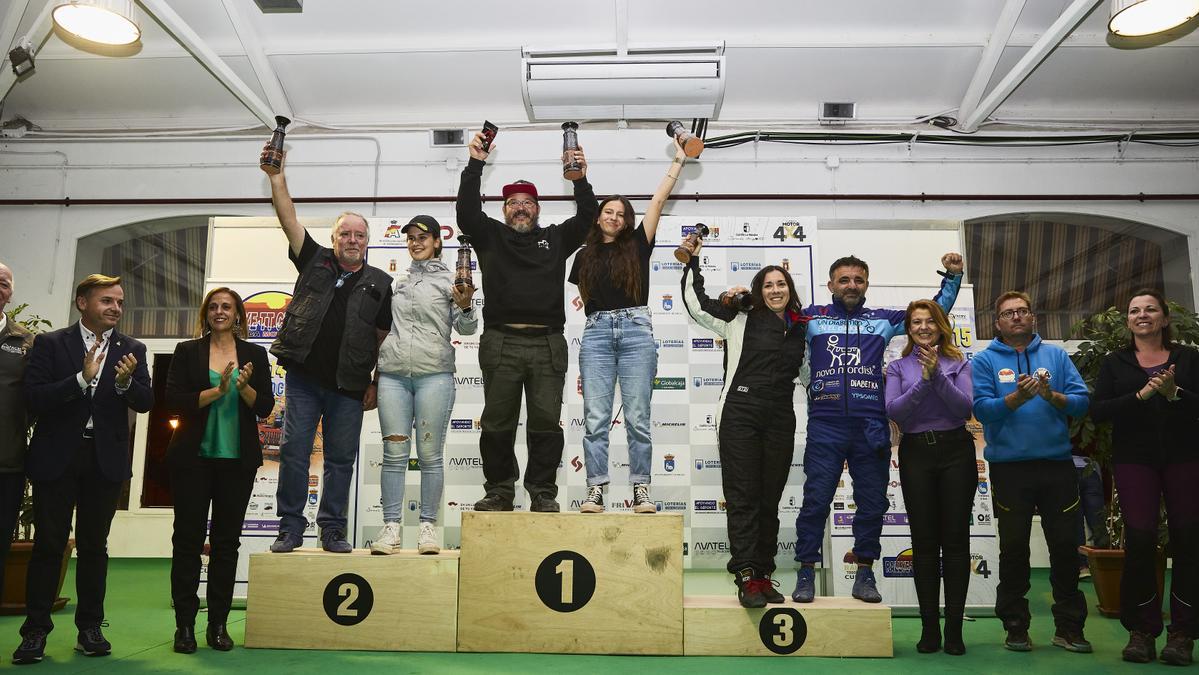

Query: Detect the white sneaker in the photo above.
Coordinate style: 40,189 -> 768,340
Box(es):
370,522 -> 402,555
633,483 -> 657,513
417,521 -> 440,555
580,484 -> 605,513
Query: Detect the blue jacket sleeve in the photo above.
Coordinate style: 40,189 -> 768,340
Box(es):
1057,350 -> 1090,417
971,351 -> 1011,423
933,272 -> 962,316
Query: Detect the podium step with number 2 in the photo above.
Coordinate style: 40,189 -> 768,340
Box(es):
244,549 -> 458,651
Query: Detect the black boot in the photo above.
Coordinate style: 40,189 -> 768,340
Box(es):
916,614 -> 941,653
173,626 -> 197,654
206,624 -> 234,652
943,613 -> 966,655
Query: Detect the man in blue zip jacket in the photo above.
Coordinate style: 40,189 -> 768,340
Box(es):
792,252 -> 963,604
972,290 -> 1092,655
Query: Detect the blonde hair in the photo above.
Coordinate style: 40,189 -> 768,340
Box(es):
74,274 -> 121,301
902,299 -> 964,361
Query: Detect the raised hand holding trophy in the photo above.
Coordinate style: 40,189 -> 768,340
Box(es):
259,115 -> 291,175
562,121 -> 584,180
666,120 -> 704,158
674,223 -> 710,263
455,235 -> 474,289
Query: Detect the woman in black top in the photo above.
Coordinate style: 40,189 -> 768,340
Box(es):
569,142 -> 687,513
680,237 -> 808,608
165,287 -> 273,654
1090,288 -> 1199,665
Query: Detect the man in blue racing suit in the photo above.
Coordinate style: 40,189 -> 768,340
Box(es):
792,252 -> 964,604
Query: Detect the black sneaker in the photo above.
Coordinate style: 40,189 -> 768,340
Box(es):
320,528 -> 352,553
761,574 -> 786,604
1161,630 -> 1194,666
12,629 -> 47,664
1051,629 -> 1093,653
473,493 -> 514,511
579,485 -> 605,513
529,495 -> 560,512
269,531 -> 303,553
632,484 -> 656,513
734,568 -> 768,609
76,625 -> 112,656
1123,630 -> 1156,663
1004,629 -> 1033,652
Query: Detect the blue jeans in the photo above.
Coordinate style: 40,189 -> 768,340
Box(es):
376,372 -> 455,523
579,307 -> 657,485
276,369 -> 364,536
1076,458 -> 1109,563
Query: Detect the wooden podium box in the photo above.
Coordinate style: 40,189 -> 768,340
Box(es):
683,596 -> 892,657
245,549 -> 458,651
456,512 -> 684,655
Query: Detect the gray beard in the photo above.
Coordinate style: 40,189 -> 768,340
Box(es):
504,216 -> 538,233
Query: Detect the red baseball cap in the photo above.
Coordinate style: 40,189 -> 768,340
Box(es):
502,180 -> 539,202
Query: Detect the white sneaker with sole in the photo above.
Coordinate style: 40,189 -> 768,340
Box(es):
580,484 -> 605,513
417,521 -> 440,554
633,483 -> 657,513
370,521 -> 403,555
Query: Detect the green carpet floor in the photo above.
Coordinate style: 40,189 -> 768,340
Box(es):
0,559 -> 1173,673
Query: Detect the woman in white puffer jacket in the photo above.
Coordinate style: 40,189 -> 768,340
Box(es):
372,215 -> 477,555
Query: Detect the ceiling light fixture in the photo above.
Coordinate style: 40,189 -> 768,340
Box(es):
1109,0 -> 1199,36
52,0 -> 141,46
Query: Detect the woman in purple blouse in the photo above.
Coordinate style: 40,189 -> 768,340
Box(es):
884,299 -> 974,656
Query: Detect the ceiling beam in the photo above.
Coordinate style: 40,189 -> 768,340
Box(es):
614,0 -> 628,56
957,0 -> 1026,128
220,0 -> 292,120
0,0 -> 53,106
0,0 -> 33,55
137,0 -> 275,128
958,0 -> 1103,132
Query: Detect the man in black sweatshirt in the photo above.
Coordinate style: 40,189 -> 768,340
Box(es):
456,131 -> 597,512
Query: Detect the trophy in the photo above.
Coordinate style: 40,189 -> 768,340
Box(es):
562,121 -> 584,180
455,235 -> 474,288
719,290 -> 753,311
259,115 -> 291,175
666,120 -> 704,158
673,223 -> 710,263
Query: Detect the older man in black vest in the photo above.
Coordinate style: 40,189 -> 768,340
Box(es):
262,147 -> 392,553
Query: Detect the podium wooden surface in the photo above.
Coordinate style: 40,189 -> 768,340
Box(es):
457,512 -> 684,655
683,595 -> 893,657
244,549 -> 458,651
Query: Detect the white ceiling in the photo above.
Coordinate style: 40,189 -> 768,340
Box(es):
1,0 -> 1198,132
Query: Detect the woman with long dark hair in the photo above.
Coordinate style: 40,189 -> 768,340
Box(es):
884,299 -> 974,655
680,237 -> 807,607
165,287 -> 274,653
568,142 -> 687,513
1091,289 -> 1199,666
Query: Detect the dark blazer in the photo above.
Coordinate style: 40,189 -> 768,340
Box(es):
24,321 -> 154,482
164,335 -> 273,469
1090,345 -> 1199,466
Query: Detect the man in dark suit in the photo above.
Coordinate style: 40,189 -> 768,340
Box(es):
12,274 -> 153,665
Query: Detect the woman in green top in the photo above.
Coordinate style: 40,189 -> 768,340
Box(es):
165,287 -> 273,654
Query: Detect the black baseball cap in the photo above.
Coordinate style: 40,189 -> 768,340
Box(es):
401,215 -> 441,236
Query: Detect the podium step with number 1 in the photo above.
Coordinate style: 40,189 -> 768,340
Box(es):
456,511 -> 684,655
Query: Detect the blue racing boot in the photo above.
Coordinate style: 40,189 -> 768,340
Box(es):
852,565 -> 882,603
792,565 -> 815,603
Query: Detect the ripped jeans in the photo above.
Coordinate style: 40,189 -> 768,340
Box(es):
376,372 -> 455,523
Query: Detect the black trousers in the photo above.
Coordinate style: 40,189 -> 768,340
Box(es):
990,459 -> 1087,633
0,472 -> 26,599
898,428 -> 976,620
478,329 -> 568,501
717,393 -> 795,576
22,438 -> 121,635
170,457 -> 256,626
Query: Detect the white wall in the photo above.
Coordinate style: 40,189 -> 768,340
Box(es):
3,127 -> 1198,326
1,127 -> 1197,560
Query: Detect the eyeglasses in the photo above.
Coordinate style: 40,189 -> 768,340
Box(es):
998,307 -> 1032,320
505,199 -> 537,209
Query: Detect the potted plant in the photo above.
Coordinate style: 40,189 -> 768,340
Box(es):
1070,299 -> 1199,617
1,304 -> 72,616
